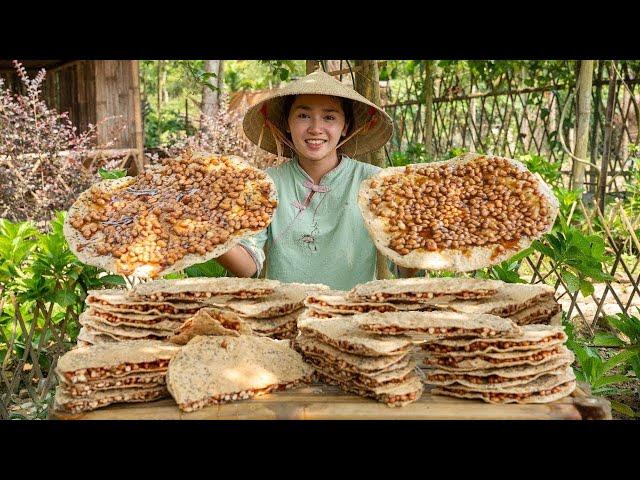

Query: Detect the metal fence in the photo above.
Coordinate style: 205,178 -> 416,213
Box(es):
1,60 -> 639,419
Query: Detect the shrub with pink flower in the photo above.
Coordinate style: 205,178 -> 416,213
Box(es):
158,93 -> 283,170
0,61 -> 121,226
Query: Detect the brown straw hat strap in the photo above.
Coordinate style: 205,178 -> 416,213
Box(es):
259,103 -> 298,160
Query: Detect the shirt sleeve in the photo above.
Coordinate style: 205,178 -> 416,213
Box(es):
237,227 -> 268,278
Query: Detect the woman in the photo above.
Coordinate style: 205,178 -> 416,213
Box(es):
216,70 -> 413,290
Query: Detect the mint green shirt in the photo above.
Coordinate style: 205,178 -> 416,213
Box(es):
239,156 -> 393,291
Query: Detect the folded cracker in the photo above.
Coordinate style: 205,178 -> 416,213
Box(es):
316,370 -> 424,407
54,385 -> 169,414
347,278 -> 502,303
297,313 -> 415,357
304,290 -> 426,315
166,335 -> 315,412
56,340 -> 181,383
169,308 -> 251,345
207,282 -> 329,318
303,354 -> 416,389
353,311 -> 523,339
130,277 -> 280,301
243,308 -> 304,331
421,324 -> 567,355
76,327 -> 118,346
431,371 -> 576,404
89,305 -> 193,322
432,381 -> 576,404
509,298 -> 562,325
424,362 -> 574,390
80,323 -> 170,342
424,345 -> 574,371
431,283 -> 555,317
80,312 -> 175,338
58,371 -> 167,397
293,335 -> 409,373
86,288 -> 201,315
85,309 -> 185,331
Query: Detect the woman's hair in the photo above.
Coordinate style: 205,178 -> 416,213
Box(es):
281,94 -> 355,140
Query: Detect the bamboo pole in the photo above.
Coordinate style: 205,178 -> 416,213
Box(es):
572,60 -> 594,192
598,61 -> 618,214
353,60 -> 392,280
131,60 -> 145,173
423,60 -> 434,159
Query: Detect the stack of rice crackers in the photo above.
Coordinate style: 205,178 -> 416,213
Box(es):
53,340 -> 181,414
77,278 -> 328,347
295,313 -> 423,407
301,277 -> 575,405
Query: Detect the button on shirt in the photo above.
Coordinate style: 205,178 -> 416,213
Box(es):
238,155 -> 392,291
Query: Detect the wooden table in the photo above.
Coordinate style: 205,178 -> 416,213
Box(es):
50,382 -> 611,420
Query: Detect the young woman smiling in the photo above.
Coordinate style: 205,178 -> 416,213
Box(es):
215,70 -> 410,290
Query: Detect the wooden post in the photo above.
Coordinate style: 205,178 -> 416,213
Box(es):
423,60 -> 435,159
306,60 -> 320,75
589,61 -> 603,193
131,60 -> 144,173
353,60 -> 392,280
598,61 -> 618,214
572,60 -> 594,192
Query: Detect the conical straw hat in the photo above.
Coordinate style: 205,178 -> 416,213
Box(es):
242,70 -> 393,158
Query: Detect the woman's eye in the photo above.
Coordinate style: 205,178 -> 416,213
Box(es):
325,115 -> 336,121
297,113 -> 309,119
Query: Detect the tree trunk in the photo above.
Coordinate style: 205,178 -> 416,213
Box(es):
353,60 -> 385,167
201,60 -> 221,123
598,61 -> 618,213
353,60 -> 392,280
572,60 -> 594,192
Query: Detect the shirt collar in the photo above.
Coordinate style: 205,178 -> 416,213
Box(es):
292,155 -> 351,186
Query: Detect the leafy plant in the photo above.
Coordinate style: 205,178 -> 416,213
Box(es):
570,341 -> 639,416
519,153 -> 562,188
184,259 -> 226,278
593,310 -> 640,379
532,219 -> 613,296
98,168 -> 128,180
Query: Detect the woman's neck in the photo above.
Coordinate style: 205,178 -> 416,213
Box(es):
297,153 -> 341,184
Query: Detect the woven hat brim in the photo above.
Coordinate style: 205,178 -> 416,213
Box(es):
242,71 -> 393,158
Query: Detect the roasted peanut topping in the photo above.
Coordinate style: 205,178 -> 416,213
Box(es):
367,156 -> 551,256
69,153 -> 277,276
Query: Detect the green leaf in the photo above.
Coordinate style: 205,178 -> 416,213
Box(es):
53,290 -> 77,308
99,275 -> 126,286
561,271 -> 581,293
591,332 -> 626,347
609,400 -> 638,418
532,240 -> 555,259
593,374 -> 632,388
578,279 -> 594,297
602,348 -> 640,373
184,259 -> 226,278
98,168 -> 128,180
507,246 -> 534,264
629,355 -> 640,379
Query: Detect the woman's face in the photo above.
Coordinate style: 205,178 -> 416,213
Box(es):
287,94 -> 348,163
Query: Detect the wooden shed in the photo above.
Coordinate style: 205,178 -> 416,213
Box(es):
0,60 -> 145,173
